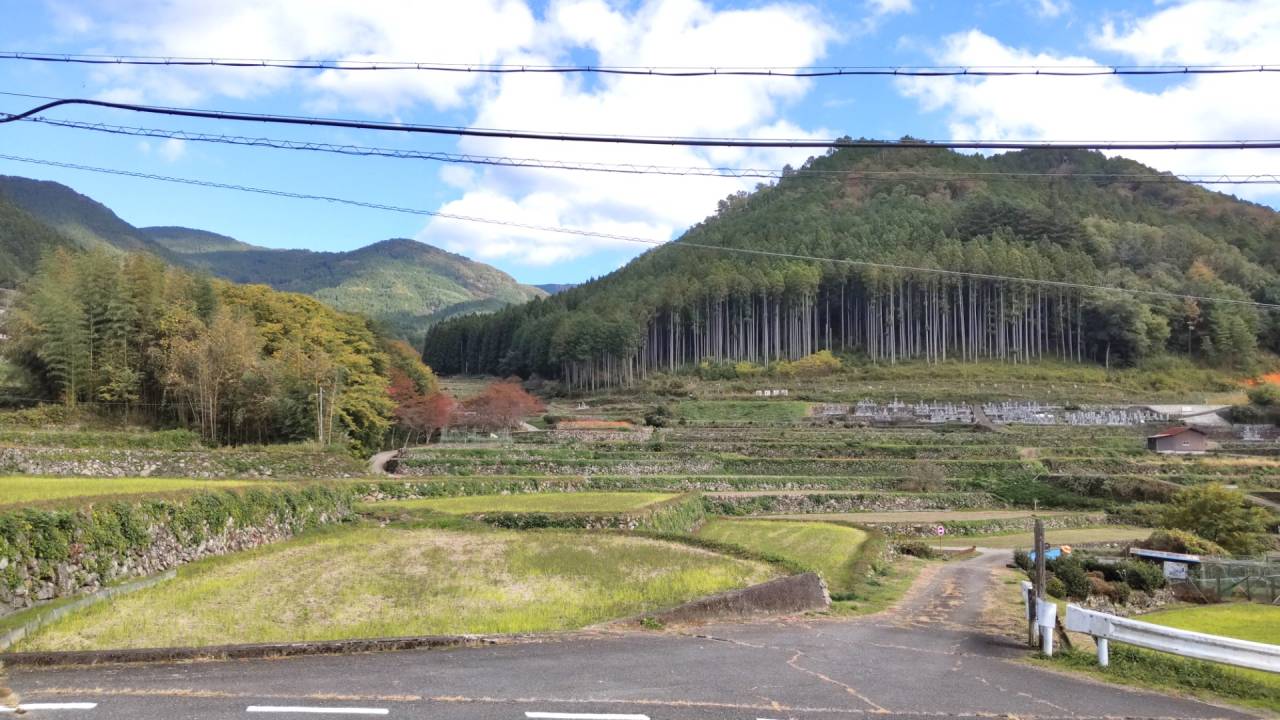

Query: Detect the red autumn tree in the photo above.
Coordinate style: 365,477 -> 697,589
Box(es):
388,369 -> 456,445
463,380 -> 545,430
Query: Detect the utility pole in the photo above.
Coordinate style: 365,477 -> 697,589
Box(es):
1030,518 -> 1046,648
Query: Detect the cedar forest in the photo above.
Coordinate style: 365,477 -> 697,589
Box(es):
423,146 -> 1280,390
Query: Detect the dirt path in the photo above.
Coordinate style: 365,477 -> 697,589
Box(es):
368,449 -> 400,475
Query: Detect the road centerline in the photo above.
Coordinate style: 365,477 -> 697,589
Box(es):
0,703 -> 98,712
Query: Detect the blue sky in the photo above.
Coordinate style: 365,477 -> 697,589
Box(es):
1,0 -> 1277,285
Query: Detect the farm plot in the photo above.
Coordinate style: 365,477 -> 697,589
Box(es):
968,526 -> 1154,548
17,526 -> 777,651
367,491 -> 678,514
0,475 -> 263,507
698,519 -> 866,594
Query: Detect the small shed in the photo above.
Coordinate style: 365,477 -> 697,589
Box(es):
1146,425 -> 1208,454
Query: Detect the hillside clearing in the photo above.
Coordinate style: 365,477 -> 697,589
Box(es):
18,526 -> 775,650
0,475 -> 262,507
697,519 -> 866,594
365,492 -> 678,514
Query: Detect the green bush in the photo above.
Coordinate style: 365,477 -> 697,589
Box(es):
1107,580 -> 1133,604
1047,556 -> 1091,600
1119,560 -> 1166,593
1013,549 -> 1033,572
1046,576 -> 1067,599
895,540 -> 939,559
1247,383 -> 1280,407
1138,528 -> 1227,556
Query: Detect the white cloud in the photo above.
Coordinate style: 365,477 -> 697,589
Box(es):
67,0 -> 841,266
867,0 -> 914,17
417,0 -> 837,265
1034,0 -> 1069,19
158,138 -> 187,162
71,0 -> 538,112
896,3 -> 1280,204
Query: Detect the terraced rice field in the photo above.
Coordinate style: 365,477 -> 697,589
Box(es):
18,526 -> 776,650
366,491 -> 678,515
0,475 -> 262,507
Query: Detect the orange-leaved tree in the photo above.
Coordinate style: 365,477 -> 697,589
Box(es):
463,380 -> 545,430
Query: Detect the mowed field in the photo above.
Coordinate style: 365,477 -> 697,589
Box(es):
769,510 -> 1080,522
367,492 -> 678,514
698,519 -> 866,594
0,475 -> 262,506
20,526 -> 776,651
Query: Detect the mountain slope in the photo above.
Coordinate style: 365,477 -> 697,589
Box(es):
0,177 -> 545,343
423,145 -> 1280,386
0,176 -> 176,258
0,193 -> 78,287
142,226 -> 260,254
181,238 -> 545,344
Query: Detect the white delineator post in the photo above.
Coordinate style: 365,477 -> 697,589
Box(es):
1037,599 -> 1058,657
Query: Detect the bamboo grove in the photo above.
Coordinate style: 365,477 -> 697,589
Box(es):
423,146 -> 1280,390
3,248 -> 437,453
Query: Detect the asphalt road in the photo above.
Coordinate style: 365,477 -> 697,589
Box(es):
4,551 -> 1258,720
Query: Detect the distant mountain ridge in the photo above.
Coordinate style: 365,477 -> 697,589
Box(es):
535,283 -> 576,295
0,175 -> 545,343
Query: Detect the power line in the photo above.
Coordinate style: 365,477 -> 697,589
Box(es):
2,151 -> 1275,313
18,116 -> 1280,184
3,96 -> 1280,149
2,51 -> 1278,78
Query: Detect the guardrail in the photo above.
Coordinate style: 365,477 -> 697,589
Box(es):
1063,604 -> 1280,672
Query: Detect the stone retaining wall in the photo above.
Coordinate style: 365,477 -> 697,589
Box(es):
0,446 -> 363,479
642,572 -> 830,625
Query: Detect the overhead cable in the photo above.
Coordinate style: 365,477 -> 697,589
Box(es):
3,97 -> 1280,149
1,51 -> 1277,77
2,151 -> 1275,312
18,116 -> 1280,184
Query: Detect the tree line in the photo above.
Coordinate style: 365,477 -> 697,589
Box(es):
3,248 -> 438,454
423,146 -> 1277,389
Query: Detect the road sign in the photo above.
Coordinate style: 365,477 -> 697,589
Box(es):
1163,561 -> 1189,580
935,525 -> 946,536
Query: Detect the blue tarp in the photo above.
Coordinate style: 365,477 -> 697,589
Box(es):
1028,547 -> 1063,562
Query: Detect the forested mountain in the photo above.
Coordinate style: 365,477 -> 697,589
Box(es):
0,176 -> 545,343
180,238 -> 545,345
0,193 -> 77,288
423,145 -> 1280,389
142,226 -> 260,254
535,283 -> 577,295
0,176 -> 177,258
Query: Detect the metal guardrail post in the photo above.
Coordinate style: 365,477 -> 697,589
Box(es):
1097,637 -> 1110,667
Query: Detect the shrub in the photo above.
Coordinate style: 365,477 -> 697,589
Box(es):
1013,549 -> 1033,572
898,461 -> 947,492
1119,560 -> 1166,593
644,405 -> 673,428
895,540 -> 939,559
1048,556 -> 1091,600
1046,576 -> 1067,599
1107,580 -> 1133,604
733,361 -> 764,378
1138,528 -> 1227,557
1247,383 -> 1280,407
542,414 -> 563,427
1161,483 -> 1271,555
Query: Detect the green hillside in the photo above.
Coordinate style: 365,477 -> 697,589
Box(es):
182,238 -> 545,345
142,225 -> 260,254
0,175 -> 175,258
423,146 -> 1280,387
0,177 -> 544,344
0,193 -> 77,287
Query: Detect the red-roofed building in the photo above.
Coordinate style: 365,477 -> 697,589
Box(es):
1146,426 -> 1208,454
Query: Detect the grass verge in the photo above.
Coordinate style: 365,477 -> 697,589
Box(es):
360,491 -> 679,515
16,525 -> 776,650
